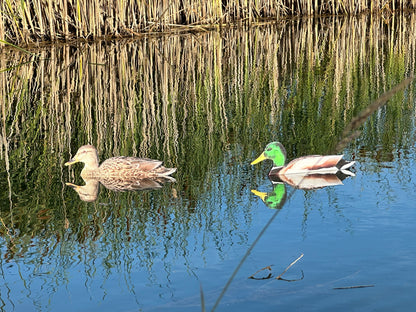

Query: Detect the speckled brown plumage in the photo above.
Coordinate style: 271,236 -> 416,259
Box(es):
65,145 -> 176,179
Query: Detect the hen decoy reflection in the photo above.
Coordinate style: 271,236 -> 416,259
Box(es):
66,177 -> 174,202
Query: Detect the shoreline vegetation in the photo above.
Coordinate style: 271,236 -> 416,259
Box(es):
1,0 -> 416,46
1,15 -> 415,213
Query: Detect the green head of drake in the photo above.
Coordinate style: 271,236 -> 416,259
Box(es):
251,142 -> 287,168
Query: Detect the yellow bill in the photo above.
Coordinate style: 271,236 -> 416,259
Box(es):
251,152 -> 267,165
64,158 -> 79,166
251,189 -> 268,202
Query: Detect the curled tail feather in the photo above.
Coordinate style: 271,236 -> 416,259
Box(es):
340,160 -> 355,170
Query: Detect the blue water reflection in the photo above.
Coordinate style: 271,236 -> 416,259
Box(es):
1,143 -> 416,311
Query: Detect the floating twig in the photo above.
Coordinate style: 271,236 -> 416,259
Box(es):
278,270 -> 304,282
276,253 -> 304,280
333,285 -> 375,290
248,255 -> 305,282
248,265 -> 273,280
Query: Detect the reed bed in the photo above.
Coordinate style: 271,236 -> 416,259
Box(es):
1,0 -> 416,45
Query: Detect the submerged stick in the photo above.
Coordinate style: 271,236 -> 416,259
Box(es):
248,265 -> 273,280
276,253 -> 304,280
248,253 -> 304,281
333,285 -> 374,290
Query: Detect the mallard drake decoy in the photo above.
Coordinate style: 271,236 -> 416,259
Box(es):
251,142 -> 355,177
65,145 -> 176,179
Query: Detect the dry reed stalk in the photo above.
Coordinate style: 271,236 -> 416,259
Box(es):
0,4 -> 4,43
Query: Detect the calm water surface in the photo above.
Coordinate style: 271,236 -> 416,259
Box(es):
1,14 -> 416,311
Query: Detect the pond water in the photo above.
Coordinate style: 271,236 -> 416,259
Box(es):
1,13 -> 416,312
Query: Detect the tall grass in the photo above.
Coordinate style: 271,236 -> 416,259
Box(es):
1,0 -> 416,45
